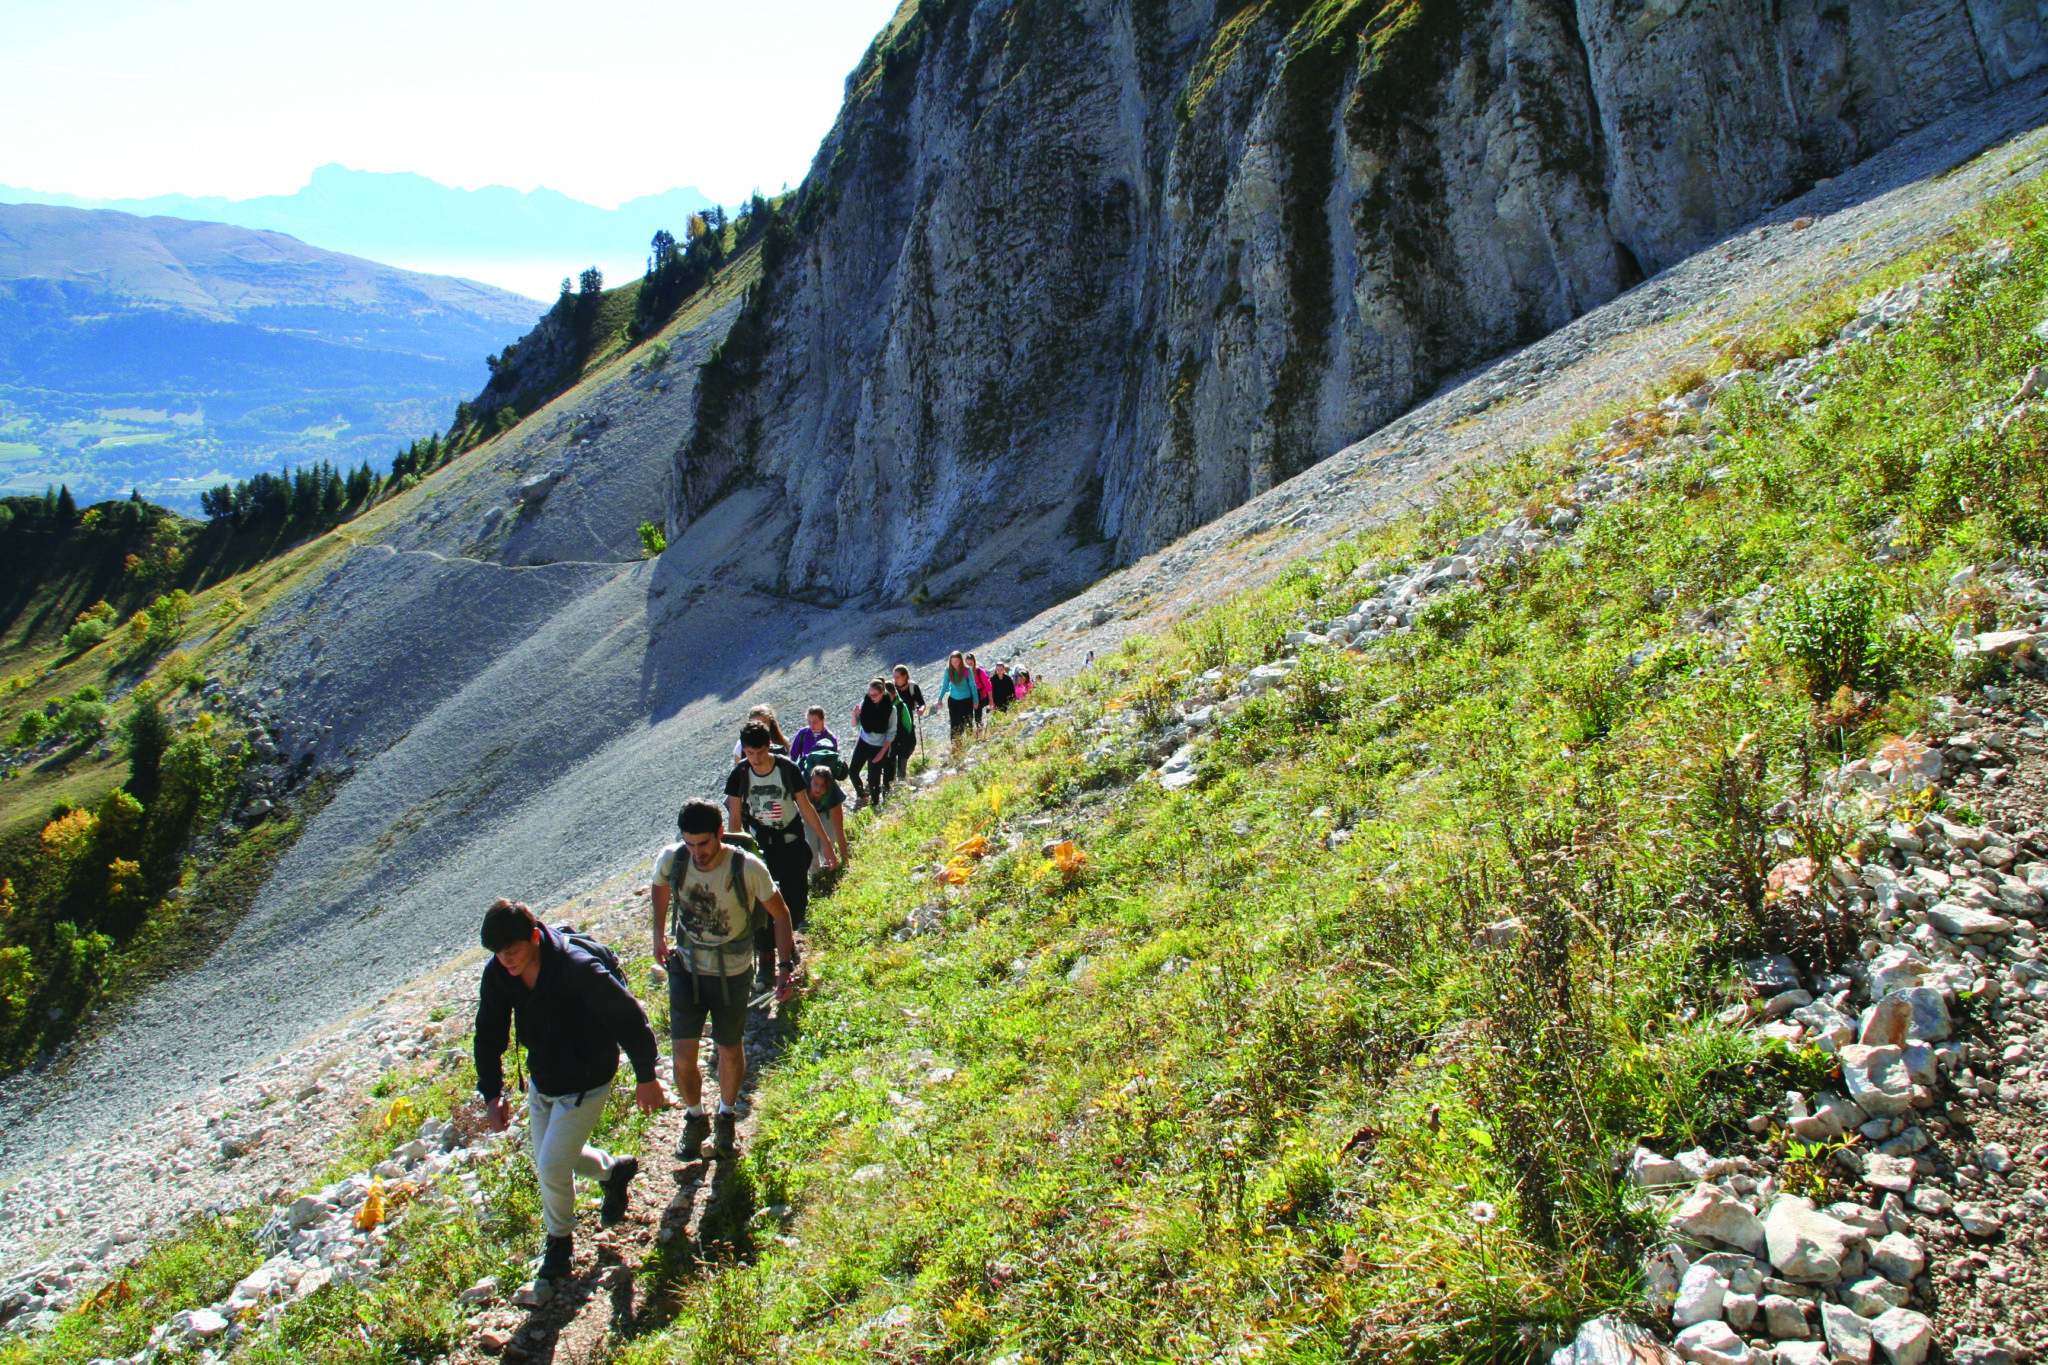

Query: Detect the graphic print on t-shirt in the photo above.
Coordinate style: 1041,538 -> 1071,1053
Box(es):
727,758 -> 803,834
675,877 -> 732,941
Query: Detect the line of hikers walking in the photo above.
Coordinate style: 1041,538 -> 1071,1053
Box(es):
472,655 -> 1031,1283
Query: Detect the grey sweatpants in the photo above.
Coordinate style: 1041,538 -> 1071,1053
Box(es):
526,1080 -> 615,1237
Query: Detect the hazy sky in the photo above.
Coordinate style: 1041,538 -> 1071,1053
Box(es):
0,0 -> 906,207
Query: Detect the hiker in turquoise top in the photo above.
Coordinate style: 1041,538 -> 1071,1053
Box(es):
941,650 -> 977,742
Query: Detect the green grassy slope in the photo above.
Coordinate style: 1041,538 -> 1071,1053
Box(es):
595,180 -> 2048,1361
9,151 -> 2045,1365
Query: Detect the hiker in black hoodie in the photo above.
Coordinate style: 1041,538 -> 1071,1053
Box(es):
848,677 -> 897,808
475,899 -> 665,1282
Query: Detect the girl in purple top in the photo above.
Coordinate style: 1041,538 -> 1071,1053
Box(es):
789,706 -> 835,765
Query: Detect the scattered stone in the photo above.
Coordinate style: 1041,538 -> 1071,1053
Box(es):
1669,1184 -> 1767,1256
1763,1196 -> 1864,1284
1838,1045 -> 1913,1117
1761,1293 -> 1808,1338
1868,1232 -> 1925,1284
1551,1314 -> 1681,1365
1630,1147 -> 1691,1188
1867,1308 -> 1933,1365
1672,1263 -> 1729,1327
1952,1201 -> 2003,1236
1673,1320 -> 1750,1365
1859,1153 -> 1917,1193
1951,1339 -> 2018,1365
1906,1185 -> 1952,1216
1821,1300 -> 1875,1365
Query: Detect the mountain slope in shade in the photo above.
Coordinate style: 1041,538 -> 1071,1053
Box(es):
0,203 -> 544,509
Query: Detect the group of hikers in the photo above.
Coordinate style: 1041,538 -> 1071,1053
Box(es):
472,654 -> 1032,1282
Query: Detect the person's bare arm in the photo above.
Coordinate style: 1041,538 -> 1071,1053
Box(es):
651,881 -> 670,962
763,889 -> 798,999
829,806 -> 847,861
726,795 -> 745,834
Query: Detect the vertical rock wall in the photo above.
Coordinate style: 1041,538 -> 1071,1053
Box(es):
677,0 -> 2046,597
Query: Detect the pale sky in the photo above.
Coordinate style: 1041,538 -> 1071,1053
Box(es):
0,0 -> 907,207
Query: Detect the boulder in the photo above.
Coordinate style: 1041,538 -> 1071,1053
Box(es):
1859,1154 -> 1916,1193
1776,1344 -> 1828,1365
1925,903 -> 2014,936
1953,1202 -> 2003,1236
1631,1147 -> 1691,1188
1868,1308 -> 1933,1365
1742,955 -> 1801,993
1821,1300 -> 1875,1364
1864,950 -> 1930,997
1906,1185 -> 1952,1215
1674,1321 -> 1750,1365
1951,1340 -> 2019,1365
1856,995 -> 1913,1047
1841,1276 -> 1908,1317
1869,1232 -> 1924,1284
1672,1263 -> 1729,1327
1764,1196 -> 1864,1284
1838,1045 -> 1912,1117
183,1308 -> 229,1339
1669,1184 -> 1767,1256
1553,1313 -> 1682,1365
1761,1294 -> 1808,1338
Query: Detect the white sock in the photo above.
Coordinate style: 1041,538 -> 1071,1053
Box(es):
718,1102 -> 735,1115
684,1104 -> 705,1117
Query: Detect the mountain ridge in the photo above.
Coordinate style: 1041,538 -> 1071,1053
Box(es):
0,165 -> 718,300
0,203 -> 542,508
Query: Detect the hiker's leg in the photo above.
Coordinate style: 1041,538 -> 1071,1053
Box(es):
550,1083 -> 616,1187
715,1042 -> 745,1107
668,972 -> 710,1107
768,840 -> 811,930
672,1038 -> 704,1109
529,1085 -> 612,1237
709,988 -> 748,1106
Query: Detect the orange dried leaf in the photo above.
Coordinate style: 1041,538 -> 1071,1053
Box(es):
355,1180 -> 385,1231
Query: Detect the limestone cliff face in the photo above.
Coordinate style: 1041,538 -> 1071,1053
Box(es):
678,0 -> 2047,596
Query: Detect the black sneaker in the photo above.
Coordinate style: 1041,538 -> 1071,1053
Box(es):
537,1233 -> 572,1281
677,1111 -> 710,1160
709,1109 -> 738,1159
600,1156 -> 638,1225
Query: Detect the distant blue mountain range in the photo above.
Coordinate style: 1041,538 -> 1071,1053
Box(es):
0,202 -> 546,510
0,166 -> 717,300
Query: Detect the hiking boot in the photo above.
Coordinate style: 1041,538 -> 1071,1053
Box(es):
537,1233 -> 573,1281
708,1109 -> 738,1160
600,1156 -> 638,1226
677,1110 -> 710,1160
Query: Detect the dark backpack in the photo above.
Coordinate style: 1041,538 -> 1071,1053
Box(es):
556,925 -> 627,989
798,736 -> 848,781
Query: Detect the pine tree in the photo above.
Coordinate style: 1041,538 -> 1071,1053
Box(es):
56,485 -> 77,519
579,266 -> 604,295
